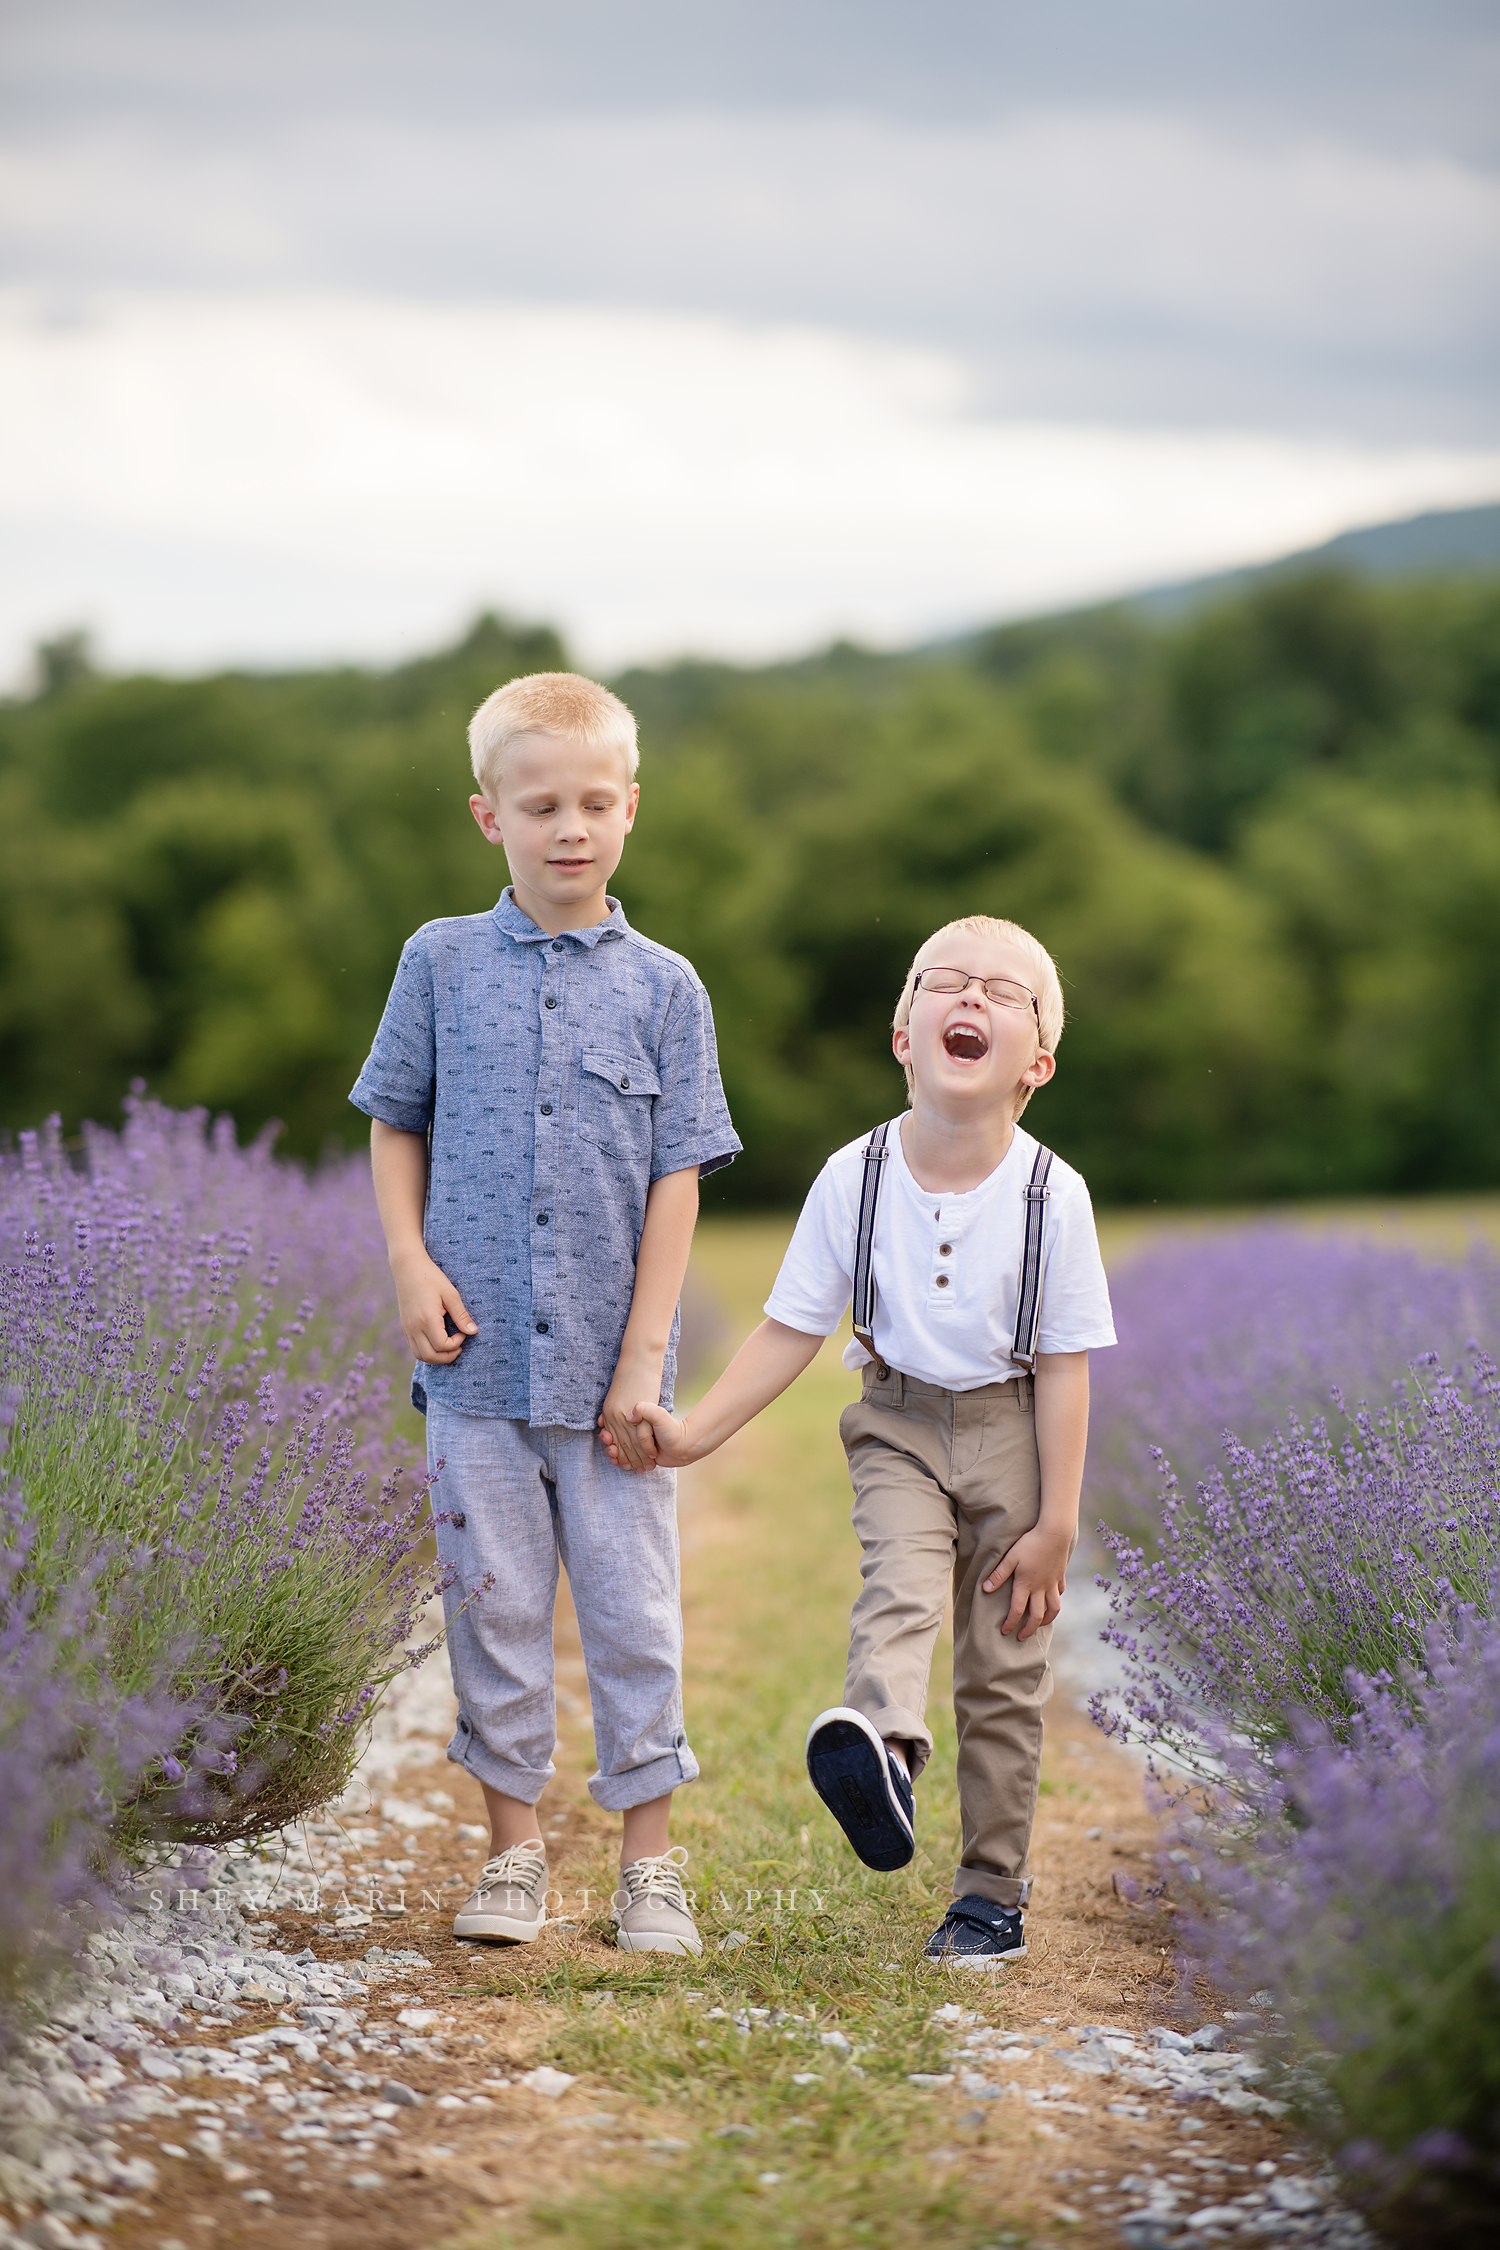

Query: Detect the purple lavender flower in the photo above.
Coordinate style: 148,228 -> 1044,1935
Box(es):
0,1095 -> 451,1866
1088,1224 -> 1500,1535
1176,1599 -> 1500,2234
0,1479 -> 191,2046
1092,1354 -> 1500,1778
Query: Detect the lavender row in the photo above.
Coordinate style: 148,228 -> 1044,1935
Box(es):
0,1098 -> 441,2044
1089,1220 -> 1500,2239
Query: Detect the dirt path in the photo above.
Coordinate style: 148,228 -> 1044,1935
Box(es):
74,1440 -> 1327,2250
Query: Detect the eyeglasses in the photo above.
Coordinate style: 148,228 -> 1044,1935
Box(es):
912,966 -> 1040,1025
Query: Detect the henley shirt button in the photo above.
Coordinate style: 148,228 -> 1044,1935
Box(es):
544,995 -> 558,1009
539,1102 -> 553,1116
536,1211 -> 549,1225
939,1242 -> 952,1255
935,1273 -> 950,1287
536,1320 -> 549,1334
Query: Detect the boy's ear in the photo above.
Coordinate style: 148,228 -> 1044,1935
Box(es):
1024,1049 -> 1057,1089
470,793 -> 505,846
892,1025 -> 911,1069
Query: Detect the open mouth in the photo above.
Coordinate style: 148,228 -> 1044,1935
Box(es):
942,1024 -> 989,1062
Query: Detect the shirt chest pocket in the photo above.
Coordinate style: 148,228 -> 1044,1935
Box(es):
578,1049 -> 660,1162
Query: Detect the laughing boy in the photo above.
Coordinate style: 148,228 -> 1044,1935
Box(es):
604,913 -> 1114,1967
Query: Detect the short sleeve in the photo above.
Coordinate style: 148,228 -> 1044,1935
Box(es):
349,935 -> 437,1133
650,974 -> 742,1181
1036,1174 -> 1117,1354
764,1161 -> 857,1336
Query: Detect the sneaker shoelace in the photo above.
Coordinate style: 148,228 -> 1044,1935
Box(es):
476,1841 -> 548,1899
618,1845 -> 691,1911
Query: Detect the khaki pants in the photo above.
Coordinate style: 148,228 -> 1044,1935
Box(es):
838,1365 -> 1054,1910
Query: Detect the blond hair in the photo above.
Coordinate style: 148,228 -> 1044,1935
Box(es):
468,671 -> 638,799
892,914 -> 1065,1117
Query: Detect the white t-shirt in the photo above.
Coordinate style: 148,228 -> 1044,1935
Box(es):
764,1118 -> 1117,1391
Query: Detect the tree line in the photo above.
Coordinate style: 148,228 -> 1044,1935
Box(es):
3,571 -> 1498,1206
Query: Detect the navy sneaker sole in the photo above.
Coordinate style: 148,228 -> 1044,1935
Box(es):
805,1706 -> 915,1871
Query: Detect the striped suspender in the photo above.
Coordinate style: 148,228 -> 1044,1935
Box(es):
850,1122 -> 1056,1376
850,1120 -> 891,1371
1011,1143 -> 1055,1371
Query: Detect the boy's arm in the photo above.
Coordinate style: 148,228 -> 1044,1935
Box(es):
599,1316 -> 826,1470
370,1120 -> 478,1364
982,1350 -> 1089,1640
598,1165 -> 703,1471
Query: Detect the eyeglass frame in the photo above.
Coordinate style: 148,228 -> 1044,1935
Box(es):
911,965 -> 1041,1029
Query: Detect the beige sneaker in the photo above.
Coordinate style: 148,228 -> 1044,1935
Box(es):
453,1841 -> 549,1943
612,1846 -> 702,1957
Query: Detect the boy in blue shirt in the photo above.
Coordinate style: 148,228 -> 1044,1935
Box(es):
352,672 -> 739,1956
607,914 -> 1114,1968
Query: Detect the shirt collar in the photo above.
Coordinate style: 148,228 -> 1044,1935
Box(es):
492,888 -> 630,948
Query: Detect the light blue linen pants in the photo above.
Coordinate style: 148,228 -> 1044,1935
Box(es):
426,1402 -> 699,1812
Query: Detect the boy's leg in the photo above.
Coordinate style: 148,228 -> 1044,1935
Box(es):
947,1377 -> 1053,1912
839,1371 -> 961,1773
428,1403 -> 565,1942
548,1424 -> 700,1954
547,1425 -> 697,1823
802,1373 -> 960,1868
427,1402 -> 562,1817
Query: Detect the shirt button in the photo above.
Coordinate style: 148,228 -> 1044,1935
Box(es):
939,1242 -> 952,1256
536,1212 -> 549,1226
535,1319 -> 549,1334
620,1075 -> 630,1089
544,995 -> 558,1009
935,1273 -> 950,1288
552,939 -> 564,952
539,1102 -> 553,1116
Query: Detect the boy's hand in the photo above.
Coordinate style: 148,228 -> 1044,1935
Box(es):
391,1247 -> 478,1365
597,1352 -> 669,1472
598,1399 -> 695,1470
982,1519 -> 1072,1640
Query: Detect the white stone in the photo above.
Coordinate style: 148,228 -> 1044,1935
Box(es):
518,2068 -> 575,2099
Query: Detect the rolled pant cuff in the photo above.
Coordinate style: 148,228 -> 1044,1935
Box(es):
446,1730 -> 552,1806
857,1704 -> 935,1780
588,1745 -> 699,1812
953,1866 -> 1030,1912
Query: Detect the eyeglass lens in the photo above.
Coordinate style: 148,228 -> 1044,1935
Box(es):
917,967 -> 1035,1009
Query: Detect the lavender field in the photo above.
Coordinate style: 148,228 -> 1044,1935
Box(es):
2,1105 -> 1499,2243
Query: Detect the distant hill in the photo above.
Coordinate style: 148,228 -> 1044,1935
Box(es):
1130,499 -> 1500,618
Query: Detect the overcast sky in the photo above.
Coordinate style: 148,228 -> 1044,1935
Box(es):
3,1 -> 1498,676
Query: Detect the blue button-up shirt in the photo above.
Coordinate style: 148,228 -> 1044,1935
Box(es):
350,888 -> 740,1427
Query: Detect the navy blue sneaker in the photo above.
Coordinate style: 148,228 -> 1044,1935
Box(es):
924,1895 -> 1027,1969
804,1706 -> 915,1870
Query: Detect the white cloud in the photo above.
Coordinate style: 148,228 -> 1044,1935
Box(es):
4,104 -> 1496,439
2,289 -> 1497,679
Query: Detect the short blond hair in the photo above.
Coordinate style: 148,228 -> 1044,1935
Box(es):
892,914 -> 1065,1117
468,671 -> 638,800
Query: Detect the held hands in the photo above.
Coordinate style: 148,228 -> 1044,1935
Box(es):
597,1388 -> 695,1472
597,1351 -> 679,1472
391,1248 -> 478,1365
982,1519 -> 1073,1640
